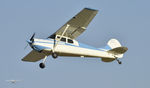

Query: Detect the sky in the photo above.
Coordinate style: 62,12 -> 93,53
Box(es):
0,0 -> 150,88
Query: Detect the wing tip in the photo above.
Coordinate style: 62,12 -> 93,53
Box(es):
21,58 -> 28,62
21,57 -> 33,62
21,59 -> 35,62
84,8 -> 98,11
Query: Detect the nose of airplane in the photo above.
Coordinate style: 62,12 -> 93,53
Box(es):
26,39 -> 35,50
27,33 -> 35,44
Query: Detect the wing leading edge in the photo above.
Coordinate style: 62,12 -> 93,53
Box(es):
49,8 -> 98,39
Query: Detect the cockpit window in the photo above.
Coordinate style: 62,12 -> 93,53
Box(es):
60,37 -> 66,42
68,39 -> 73,43
49,34 -> 56,39
57,36 -> 60,39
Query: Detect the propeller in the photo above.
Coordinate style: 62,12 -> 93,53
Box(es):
24,33 -> 35,50
24,44 -> 28,50
30,33 -> 35,43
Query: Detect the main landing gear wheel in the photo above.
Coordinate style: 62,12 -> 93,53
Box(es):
52,53 -> 58,59
39,63 -> 45,69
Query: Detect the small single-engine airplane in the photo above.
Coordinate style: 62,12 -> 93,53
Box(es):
22,8 -> 128,69
6,80 -> 21,84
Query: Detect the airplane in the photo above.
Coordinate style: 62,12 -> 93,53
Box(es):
6,80 -> 21,84
22,8 -> 128,69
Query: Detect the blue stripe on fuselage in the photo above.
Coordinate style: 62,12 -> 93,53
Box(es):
78,43 -> 100,51
33,45 -> 52,51
33,38 -> 106,51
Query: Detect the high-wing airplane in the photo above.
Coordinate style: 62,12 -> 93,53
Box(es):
6,80 -> 21,83
22,8 -> 128,69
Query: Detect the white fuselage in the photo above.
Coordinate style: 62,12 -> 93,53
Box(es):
31,38 -> 115,59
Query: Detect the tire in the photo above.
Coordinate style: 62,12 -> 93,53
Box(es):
52,53 -> 58,59
39,63 -> 45,69
118,61 -> 122,64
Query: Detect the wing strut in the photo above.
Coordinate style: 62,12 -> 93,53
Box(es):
52,24 -> 70,58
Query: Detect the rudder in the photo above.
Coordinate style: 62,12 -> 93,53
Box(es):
107,39 -> 121,49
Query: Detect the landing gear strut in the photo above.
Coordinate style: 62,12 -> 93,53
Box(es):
51,25 -> 69,59
114,56 -> 122,64
52,53 -> 58,59
116,59 -> 122,64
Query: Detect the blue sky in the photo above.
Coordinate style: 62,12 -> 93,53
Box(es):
0,0 -> 150,88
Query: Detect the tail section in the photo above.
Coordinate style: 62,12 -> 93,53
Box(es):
107,39 -> 128,58
100,39 -> 122,51
101,39 -> 128,63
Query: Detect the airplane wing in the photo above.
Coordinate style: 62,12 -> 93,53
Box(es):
22,50 -> 46,62
48,8 -> 98,39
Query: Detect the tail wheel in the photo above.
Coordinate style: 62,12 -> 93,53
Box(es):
118,61 -> 122,64
39,63 -> 45,69
52,53 -> 58,59
116,59 -> 122,64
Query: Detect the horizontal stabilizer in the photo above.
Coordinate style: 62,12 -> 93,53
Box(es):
107,46 -> 128,54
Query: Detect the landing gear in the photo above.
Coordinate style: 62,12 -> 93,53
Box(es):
114,56 -> 122,64
39,56 -> 47,69
116,59 -> 122,64
52,53 -> 58,59
39,63 -> 45,69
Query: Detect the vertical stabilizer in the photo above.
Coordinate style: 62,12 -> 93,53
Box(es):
107,39 -> 121,49
107,39 -> 128,58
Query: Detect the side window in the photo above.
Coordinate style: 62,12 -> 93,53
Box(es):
57,36 -> 60,39
68,39 -> 73,43
61,37 -> 66,42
